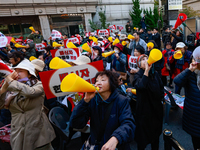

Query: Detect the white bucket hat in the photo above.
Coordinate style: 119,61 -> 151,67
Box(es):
31,59 -> 45,72
72,55 -> 91,65
14,59 -> 37,77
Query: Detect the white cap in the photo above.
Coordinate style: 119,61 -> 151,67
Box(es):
72,55 -> 91,65
14,59 -> 37,77
193,46 -> 200,63
31,59 -> 45,72
175,42 -> 186,50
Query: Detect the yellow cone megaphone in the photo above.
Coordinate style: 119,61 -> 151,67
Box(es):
89,36 -> 93,40
102,51 -> 115,58
113,38 -> 120,46
29,56 -> 37,61
174,50 -> 183,59
53,42 -> 63,48
108,37 -> 113,43
67,42 -> 77,48
29,26 -> 35,33
147,42 -> 154,49
122,41 -> 127,46
82,43 -> 92,53
147,49 -> 162,65
14,43 -> 26,48
93,37 -> 98,45
10,37 -> 16,44
60,73 -> 99,92
49,57 -> 71,69
126,89 -> 136,95
128,34 -> 135,40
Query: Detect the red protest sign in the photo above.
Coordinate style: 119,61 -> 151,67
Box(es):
109,25 -> 116,31
64,37 -> 80,47
116,25 -> 124,31
51,30 -> 62,40
0,32 -> 8,48
127,55 -> 138,70
35,43 -> 47,51
97,29 -> 110,36
39,60 -> 104,99
50,48 -> 80,62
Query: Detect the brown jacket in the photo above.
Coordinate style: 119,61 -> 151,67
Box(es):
0,80 -> 55,150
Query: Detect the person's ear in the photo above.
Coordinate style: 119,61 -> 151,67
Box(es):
17,58 -> 20,63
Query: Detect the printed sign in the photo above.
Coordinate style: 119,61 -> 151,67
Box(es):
168,0 -> 182,10
35,43 -> 47,51
64,37 -> 80,47
51,29 -> 62,40
109,25 -> 116,31
97,29 -> 110,36
116,25 -> 124,31
50,48 -> 81,62
39,60 -> 104,99
128,55 -> 138,70
0,32 -> 8,48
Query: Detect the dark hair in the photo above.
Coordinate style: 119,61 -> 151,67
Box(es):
135,45 -> 145,54
148,40 -> 158,49
154,28 -> 158,31
44,46 -> 54,52
38,31 -> 41,34
133,32 -> 139,36
95,70 -> 118,93
147,29 -> 151,32
8,51 -> 24,62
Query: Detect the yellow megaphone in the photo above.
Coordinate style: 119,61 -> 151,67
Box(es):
147,49 -> 162,65
53,42 -> 63,48
29,56 -> 37,61
89,36 -> 93,40
29,26 -> 35,33
60,73 -> 99,92
49,57 -> 71,69
14,43 -> 26,48
108,37 -> 113,43
128,35 -> 135,40
126,89 -> 136,95
102,51 -> 115,58
147,42 -> 154,49
67,42 -> 77,48
174,50 -> 183,59
93,37 -> 98,45
122,41 -> 127,46
82,43 -> 92,53
10,37 -> 16,44
113,38 -> 120,46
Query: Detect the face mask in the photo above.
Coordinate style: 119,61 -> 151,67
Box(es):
126,41 -> 129,44
114,49 -> 120,54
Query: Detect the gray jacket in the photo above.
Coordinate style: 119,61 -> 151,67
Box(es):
129,38 -> 147,56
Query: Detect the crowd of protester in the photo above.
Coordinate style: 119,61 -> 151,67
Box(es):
0,24 -> 199,150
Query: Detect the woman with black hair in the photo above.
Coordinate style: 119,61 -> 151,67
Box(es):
70,70 -> 135,150
8,51 -> 25,67
171,29 -> 183,50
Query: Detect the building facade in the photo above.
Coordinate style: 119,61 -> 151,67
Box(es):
0,0 -> 154,40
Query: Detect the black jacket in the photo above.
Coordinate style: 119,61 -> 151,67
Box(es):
171,33 -> 183,50
152,33 -> 161,49
133,69 -> 164,148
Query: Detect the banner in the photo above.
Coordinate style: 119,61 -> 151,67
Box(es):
50,48 -> 81,62
35,43 -> 47,51
168,0 -> 182,10
97,29 -> 110,36
127,55 -> 138,70
39,60 -> 104,99
116,25 -> 124,31
64,37 -> 80,47
0,32 -> 8,48
51,29 -> 62,40
109,25 -> 116,31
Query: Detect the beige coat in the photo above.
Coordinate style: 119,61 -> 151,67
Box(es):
0,80 -> 56,150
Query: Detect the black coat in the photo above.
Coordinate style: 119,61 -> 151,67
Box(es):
174,69 -> 200,137
171,33 -> 183,50
152,33 -> 161,49
133,69 -> 164,148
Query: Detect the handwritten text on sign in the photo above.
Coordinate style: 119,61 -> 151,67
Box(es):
128,55 -> 138,70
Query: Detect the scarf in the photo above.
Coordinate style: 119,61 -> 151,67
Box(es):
194,69 -> 200,91
18,77 -> 37,87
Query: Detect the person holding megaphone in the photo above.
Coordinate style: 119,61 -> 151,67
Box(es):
27,30 -> 44,44
133,54 -> 164,150
70,70 -> 135,150
169,42 -> 192,94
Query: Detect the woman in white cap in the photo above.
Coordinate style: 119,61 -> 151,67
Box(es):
0,59 -> 55,150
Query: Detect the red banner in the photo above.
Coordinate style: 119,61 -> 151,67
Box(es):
35,43 -> 47,51
64,37 -> 80,47
50,48 -> 80,62
39,60 -> 104,99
